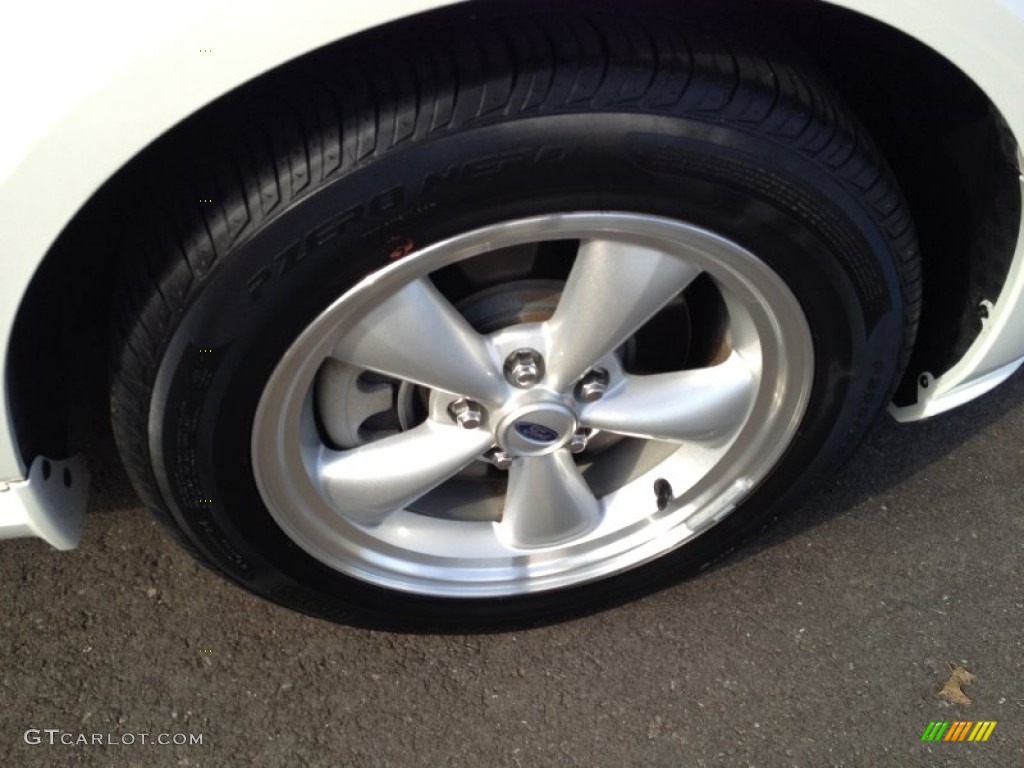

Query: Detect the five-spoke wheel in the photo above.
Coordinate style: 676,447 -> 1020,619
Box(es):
252,214 -> 814,596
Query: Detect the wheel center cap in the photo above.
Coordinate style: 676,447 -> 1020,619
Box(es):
514,421 -> 560,443
497,402 -> 577,457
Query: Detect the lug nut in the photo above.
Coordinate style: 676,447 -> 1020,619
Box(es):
568,429 -> 589,454
504,349 -> 545,389
487,449 -> 514,470
449,398 -> 483,429
575,369 -> 609,402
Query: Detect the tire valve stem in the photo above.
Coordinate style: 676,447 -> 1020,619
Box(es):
654,478 -> 673,511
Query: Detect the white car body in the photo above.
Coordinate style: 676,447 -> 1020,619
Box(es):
1,0 -> 1022,549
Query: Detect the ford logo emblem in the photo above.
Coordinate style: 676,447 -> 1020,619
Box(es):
514,421 -> 560,443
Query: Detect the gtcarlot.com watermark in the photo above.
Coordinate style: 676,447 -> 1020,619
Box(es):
24,729 -> 203,747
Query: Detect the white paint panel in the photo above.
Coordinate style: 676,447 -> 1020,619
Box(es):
0,0 -> 463,479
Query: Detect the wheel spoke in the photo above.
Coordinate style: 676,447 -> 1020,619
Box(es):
498,450 -> 602,548
320,421 -> 495,525
332,278 -> 505,403
580,352 -> 757,442
543,239 -> 701,390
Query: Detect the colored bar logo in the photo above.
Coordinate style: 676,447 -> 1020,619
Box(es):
920,721 -> 996,742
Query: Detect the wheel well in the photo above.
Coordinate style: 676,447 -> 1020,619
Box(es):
7,0 -> 1020,466
774,2 -> 1021,405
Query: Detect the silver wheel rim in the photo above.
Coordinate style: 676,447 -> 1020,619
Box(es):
252,213 -> 814,597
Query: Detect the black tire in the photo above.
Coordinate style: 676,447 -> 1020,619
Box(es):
110,9 -> 920,629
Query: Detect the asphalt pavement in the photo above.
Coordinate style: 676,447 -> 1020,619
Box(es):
2,371 -> 1022,767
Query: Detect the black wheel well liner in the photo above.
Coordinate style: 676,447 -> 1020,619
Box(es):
6,0 -> 1019,468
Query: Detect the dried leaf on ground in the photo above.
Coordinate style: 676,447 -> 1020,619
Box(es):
938,663 -> 976,706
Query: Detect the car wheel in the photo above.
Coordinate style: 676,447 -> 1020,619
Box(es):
110,11 -> 920,628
